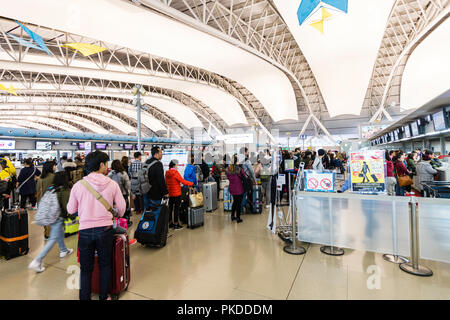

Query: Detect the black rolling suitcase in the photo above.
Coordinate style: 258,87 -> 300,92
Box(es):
0,208 -> 29,260
134,200 -> 169,248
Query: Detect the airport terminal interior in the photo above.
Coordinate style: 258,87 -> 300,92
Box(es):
0,0 -> 449,300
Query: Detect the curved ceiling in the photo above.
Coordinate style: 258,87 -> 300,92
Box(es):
2,0 -> 298,122
0,119 -> 82,132
273,0 -> 395,117
401,17 -> 450,110
0,51 -> 247,127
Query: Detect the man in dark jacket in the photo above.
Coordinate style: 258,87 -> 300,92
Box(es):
147,146 -> 169,206
16,158 -> 41,209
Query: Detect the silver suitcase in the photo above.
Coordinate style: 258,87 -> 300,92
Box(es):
202,182 -> 218,212
188,206 -> 205,229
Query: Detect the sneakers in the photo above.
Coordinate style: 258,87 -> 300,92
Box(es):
231,216 -> 236,221
129,238 -> 137,245
28,259 -> 45,273
59,248 -> 74,258
236,218 -> 243,223
174,224 -> 183,230
169,223 -> 175,229
265,205 -> 270,209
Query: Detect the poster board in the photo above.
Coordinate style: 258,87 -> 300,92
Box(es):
350,150 -> 385,193
161,149 -> 188,176
304,171 -> 335,193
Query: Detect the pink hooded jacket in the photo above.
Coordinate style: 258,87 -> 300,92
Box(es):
67,173 -> 126,231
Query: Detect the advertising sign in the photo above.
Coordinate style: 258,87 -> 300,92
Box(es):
276,174 -> 285,191
84,142 -> 92,156
304,171 -> 335,193
36,141 -> 52,150
0,140 -> 15,150
350,150 -> 385,193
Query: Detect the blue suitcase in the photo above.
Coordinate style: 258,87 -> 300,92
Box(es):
134,201 -> 169,248
223,186 -> 233,211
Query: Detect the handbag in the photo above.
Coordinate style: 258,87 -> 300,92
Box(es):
397,174 -> 413,187
79,180 -> 127,234
189,190 -> 204,208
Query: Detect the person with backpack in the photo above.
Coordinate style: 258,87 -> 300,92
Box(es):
108,160 -> 132,227
165,160 -> 194,230
240,147 -> 257,214
128,152 -> 144,215
147,146 -> 169,207
16,158 -> 41,209
28,171 -> 74,273
37,161 -> 57,239
67,151 -> 126,300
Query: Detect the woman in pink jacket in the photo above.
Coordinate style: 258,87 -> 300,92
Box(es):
67,151 -> 126,301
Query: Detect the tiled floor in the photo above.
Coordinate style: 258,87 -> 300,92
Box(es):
1,204 -> 449,300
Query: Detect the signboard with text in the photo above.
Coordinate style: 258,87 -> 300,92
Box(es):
350,150 -> 385,193
304,171 -> 335,193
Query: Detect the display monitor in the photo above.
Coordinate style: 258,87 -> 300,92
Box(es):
36,141 -> 52,150
393,130 -> 399,141
432,110 -> 446,131
134,144 -> 146,150
122,144 -> 133,150
403,125 -> 411,138
71,142 -> 78,146
411,121 -> 419,136
77,142 -> 85,150
0,140 -> 15,150
95,143 -> 107,150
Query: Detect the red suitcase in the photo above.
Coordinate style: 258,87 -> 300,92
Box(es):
91,233 -> 130,299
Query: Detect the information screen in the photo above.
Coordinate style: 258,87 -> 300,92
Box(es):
36,141 -> 52,150
77,142 -> 85,150
411,121 -> 419,136
393,130 -> 399,141
123,144 -> 133,150
95,143 -> 107,150
433,110 -> 446,131
403,125 -> 411,138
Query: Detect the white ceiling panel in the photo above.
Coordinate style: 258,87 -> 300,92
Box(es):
273,0 -> 394,117
401,18 -> 450,110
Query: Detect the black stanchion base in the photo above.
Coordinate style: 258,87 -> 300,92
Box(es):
283,244 -> 306,255
320,246 -> 344,256
399,263 -> 433,277
383,254 -> 409,264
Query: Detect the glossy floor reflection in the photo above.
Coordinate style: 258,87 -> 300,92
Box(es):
1,204 -> 449,300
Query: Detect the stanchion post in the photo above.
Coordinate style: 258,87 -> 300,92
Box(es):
283,179 -> 306,255
399,197 -> 432,276
320,197 -> 344,256
383,200 -> 409,264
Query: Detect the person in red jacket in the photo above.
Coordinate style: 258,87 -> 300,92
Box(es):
165,160 -> 194,230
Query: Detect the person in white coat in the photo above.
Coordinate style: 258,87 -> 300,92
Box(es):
108,159 -> 132,226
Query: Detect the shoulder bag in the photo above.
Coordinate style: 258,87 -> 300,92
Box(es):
79,180 -> 127,234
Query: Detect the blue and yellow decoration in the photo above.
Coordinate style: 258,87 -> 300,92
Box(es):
297,0 -> 348,34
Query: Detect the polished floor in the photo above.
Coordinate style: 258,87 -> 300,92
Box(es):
1,203 -> 449,300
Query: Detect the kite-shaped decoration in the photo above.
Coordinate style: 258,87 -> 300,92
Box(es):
7,21 -> 51,55
0,84 -> 18,96
298,0 -> 348,26
62,43 -> 107,57
309,20 -> 325,34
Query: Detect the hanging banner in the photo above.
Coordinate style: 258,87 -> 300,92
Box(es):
350,150 -> 385,193
304,170 -> 335,193
84,141 -> 92,156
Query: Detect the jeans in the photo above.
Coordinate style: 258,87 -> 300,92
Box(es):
261,181 -> 270,205
78,226 -> 114,300
36,218 -> 68,262
149,199 -> 162,207
386,177 -> 397,196
123,194 -> 131,220
241,191 -> 247,212
169,196 -> 181,225
143,194 -> 149,210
